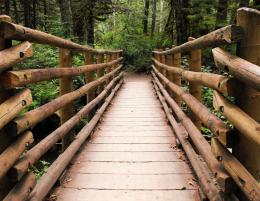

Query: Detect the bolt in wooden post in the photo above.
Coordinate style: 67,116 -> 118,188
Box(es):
59,48 -> 74,151
84,52 -> 95,119
173,52 -> 182,106
233,8 -> 260,182
188,37 -> 202,128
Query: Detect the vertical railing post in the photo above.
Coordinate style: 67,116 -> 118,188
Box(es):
165,53 -> 175,97
84,51 -> 95,119
96,53 -> 104,93
59,48 -> 74,151
106,53 -> 112,84
233,8 -> 260,182
188,37 -> 201,128
0,15 -> 14,200
112,53 -> 117,77
173,52 -> 182,105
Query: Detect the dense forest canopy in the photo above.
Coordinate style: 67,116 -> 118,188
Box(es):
0,0 -> 259,71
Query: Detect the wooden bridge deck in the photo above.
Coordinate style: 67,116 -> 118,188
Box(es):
51,74 -> 199,201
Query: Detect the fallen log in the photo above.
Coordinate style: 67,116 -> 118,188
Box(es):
0,131 -> 33,180
3,172 -> 36,201
5,65 -> 122,136
153,59 -> 241,96
1,57 -> 123,89
151,72 -> 232,193
212,47 -> 260,91
212,138 -> 260,201
152,79 -> 224,201
9,73 -> 123,181
28,80 -> 123,201
153,25 -> 244,55
213,91 -> 260,146
0,21 -> 122,54
0,41 -> 32,73
152,65 -> 232,145
0,89 -> 32,130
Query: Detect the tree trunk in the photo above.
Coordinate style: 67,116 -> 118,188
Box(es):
4,0 -> 10,15
151,0 -> 156,36
239,0 -> 249,7
43,0 -> 47,30
86,9 -> 95,46
57,0 -> 73,37
12,0 -> 19,23
23,0 -> 32,27
159,0 -> 163,32
174,0 -> 189,45
164,0 -> 174,43
32,0 -> 36,28
215,0 -> 228,29
143,0 -> 149,34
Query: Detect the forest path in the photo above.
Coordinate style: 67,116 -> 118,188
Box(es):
50,74 -> 199,201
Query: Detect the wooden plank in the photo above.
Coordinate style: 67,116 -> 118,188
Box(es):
69,161 -> 192,174
53,189 -> 198,201
89,136 -> 176,144
81,143 -> 177,152
62,174 -> 197,190
73,151 -> 186,162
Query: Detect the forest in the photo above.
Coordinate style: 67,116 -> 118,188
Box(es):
0,0 -> 259,72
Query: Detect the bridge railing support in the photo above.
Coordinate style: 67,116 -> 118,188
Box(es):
0,16 -> 123,201
152,7 -> 260,201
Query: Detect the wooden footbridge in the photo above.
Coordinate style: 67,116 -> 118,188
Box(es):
0,7 -> 259,201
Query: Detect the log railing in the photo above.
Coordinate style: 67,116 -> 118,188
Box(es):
152,7 -> 260,201
0,15 -> 123,201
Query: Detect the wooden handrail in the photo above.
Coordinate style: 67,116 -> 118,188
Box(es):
5,65 -> 122,136
152,65 -> 232,146
1,57 -> 123,89
212,47 -> 260,91
28,79 -> 123,201
9,73 -> 123,181
0,21 -> 122,54
153,25 -> 244,55
153,58 -> 242,96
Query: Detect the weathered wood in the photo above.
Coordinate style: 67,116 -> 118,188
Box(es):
0,41 -> 32,73
96,53 -> 105,93
213,91 -> 260,146
0,89 -> 32,130
59,48 -> 74,151
3,172 -> 36,201
0,131 -> 33,180
28,80 -> 123,201
172,53 -> 182,105
152,66 -> 232,144
151,72 -> 232,193
211,138 -> 260,201
0,21 -> 122,54
188,37 -> 201,128
213,47 -> 260,91
153,25 -> 244,55
84,52 -> 96,119
9,74 -> 123,181
233,7 -> 260,182
0,58 -> 123,89
153,58 -> 241,96
5,66 -> 122,136
152,79 -> 224,200
165,53 -> 175,97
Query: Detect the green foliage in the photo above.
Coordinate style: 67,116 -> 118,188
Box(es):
30,160 -> 50,180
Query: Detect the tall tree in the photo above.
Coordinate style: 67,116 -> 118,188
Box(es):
215,0 -> 228,29
151,0 -> 156,36
174,0 -> 189,44
164,0 -> 174,43
239,0 -> 249,7
4,0 -> 10,15
143,0 -> 149,34
57,0 -> 73,37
